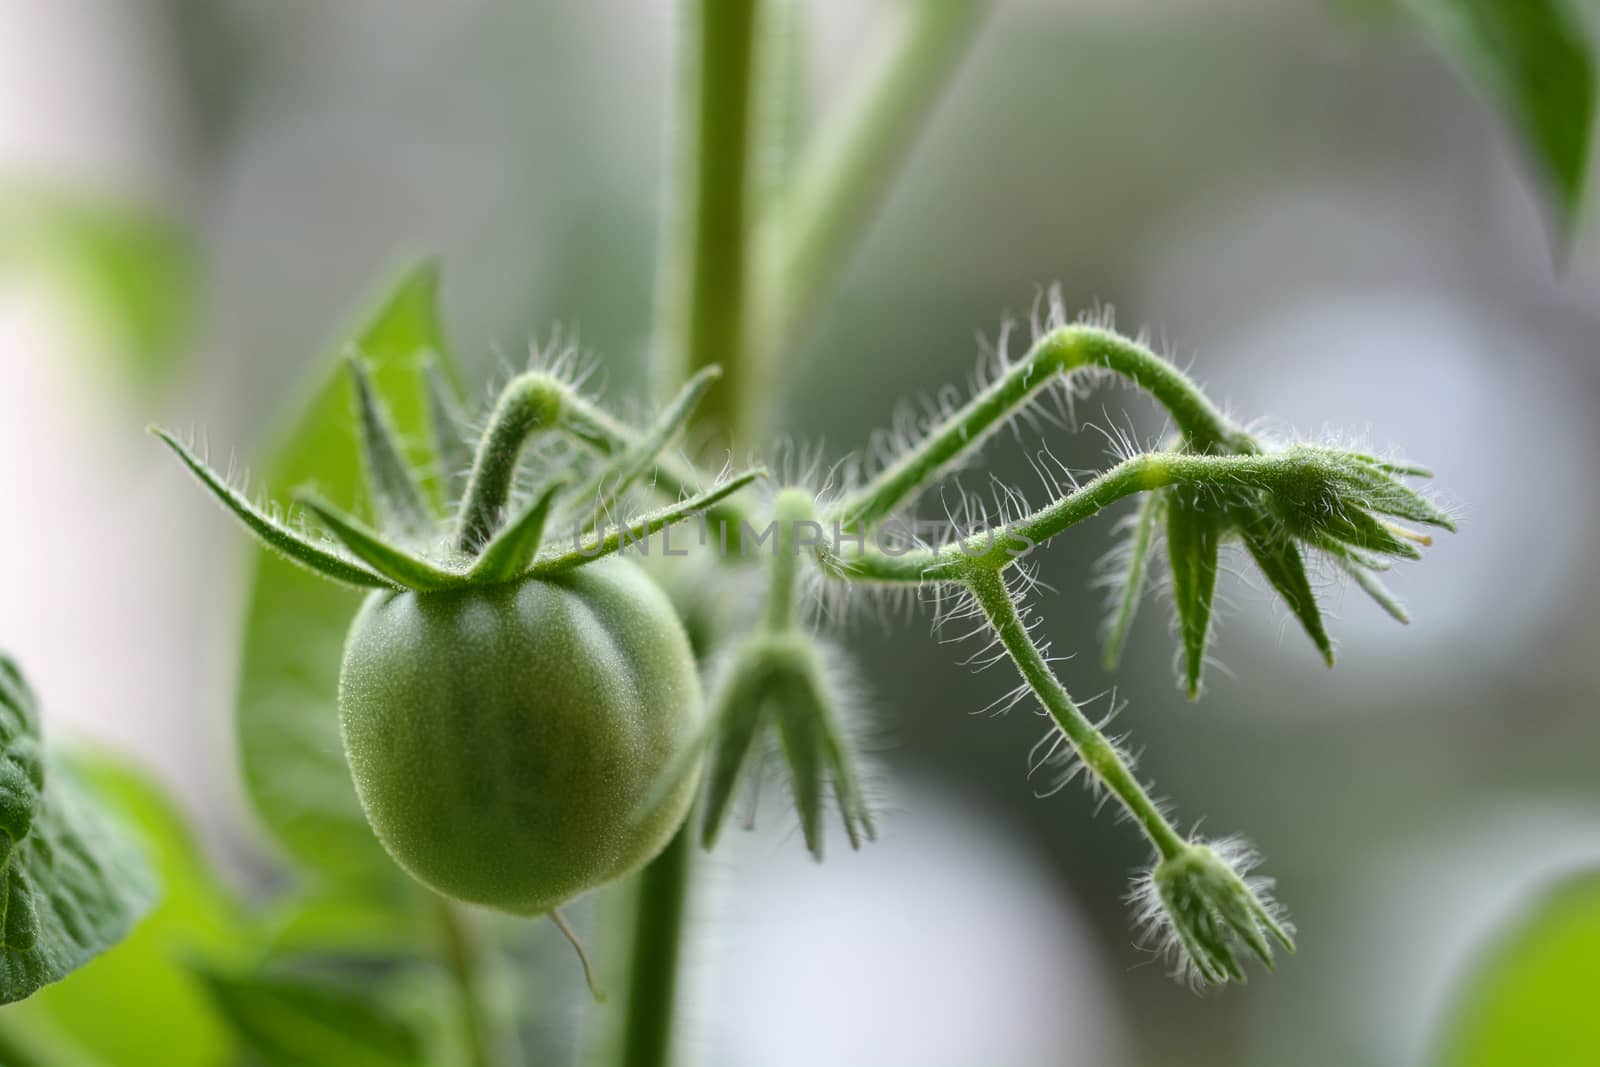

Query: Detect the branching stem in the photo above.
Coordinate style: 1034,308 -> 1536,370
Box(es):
834,324 -> 1254,529
825,448 -> 1338,583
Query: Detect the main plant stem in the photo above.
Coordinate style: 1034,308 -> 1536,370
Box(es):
619,3 -> 764,1066
616,824 -> 694,1067
657,0 -> 762,443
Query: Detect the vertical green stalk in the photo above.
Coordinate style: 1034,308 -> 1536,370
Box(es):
762,488 -> 813,630
656,0 -> 763,443
616,825 -> 694,1067
433,897 -> 501,1067
623,4 -> 763,1065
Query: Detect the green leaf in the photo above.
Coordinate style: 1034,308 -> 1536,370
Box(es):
254,884 -> 430,963
1165,491 -> 1222,700
1404,0 -> 1595,232
0,754 -> 240,1066
0,186 -> 194,389
0,656 -> 156,1005
194,965 -> 434,1067
1433,870 -> 1600,1067
236,259 -> 454,879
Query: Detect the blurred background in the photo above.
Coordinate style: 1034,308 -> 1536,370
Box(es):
2,2 -> 1598,1065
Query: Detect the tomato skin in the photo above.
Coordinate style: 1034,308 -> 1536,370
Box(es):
338,557 -> 703,915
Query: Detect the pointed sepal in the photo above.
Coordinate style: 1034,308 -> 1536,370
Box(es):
422,355 -> 473,508
345,357 -> 434,538
154,428 -> 392,589
1237,512 -> 1333,667
698,657 -> 771,851
1323,541 -> 1410,623
1166,489 -> 1222,699
533,467 -> 766,574
775,643 -> 877,853
569,366 -> 721,530
296,492 -> 466,592
1102,488 -> 1166,670
1133,838 -> 1293,987
771,666 -> 826,858
468,481 -> 565,583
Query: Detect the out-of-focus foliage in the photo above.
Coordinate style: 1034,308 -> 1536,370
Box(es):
0,754 -> 234,1066
1403,0 -> 1595,233
192,962 -> 446,1067
0,658 -> 155,1007
234,260 -> 455,883
0,187 -> 193,388
1433,871 -> 1600,1067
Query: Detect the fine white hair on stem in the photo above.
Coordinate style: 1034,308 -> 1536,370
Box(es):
1127,835 -> 1295,988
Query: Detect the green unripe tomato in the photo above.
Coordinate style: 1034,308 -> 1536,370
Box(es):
338,556 -> 703,915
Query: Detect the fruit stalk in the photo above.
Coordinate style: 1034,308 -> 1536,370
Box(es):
966,568 -> 1186,860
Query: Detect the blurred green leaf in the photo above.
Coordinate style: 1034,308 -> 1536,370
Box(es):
1434,870 -> 1600,1067
0,656 -> 156,1007
0,187 -> 194,388
0,1024 -> 104,1067
1404,0 -> 1595,232
255,882 -> 431,962
236,259 -> 455,881
193,964 -> 435,1067
0,754 -> 239,1066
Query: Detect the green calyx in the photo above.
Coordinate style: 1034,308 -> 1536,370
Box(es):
698,632 -> 876,857
637,488 -> 877,859
156,359 -> 766,595
1137,838 -> 1295,986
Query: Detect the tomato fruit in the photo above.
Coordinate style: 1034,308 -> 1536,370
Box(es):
338,557 -> 703,915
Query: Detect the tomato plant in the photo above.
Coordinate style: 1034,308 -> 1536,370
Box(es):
0,2 -> 1594,1066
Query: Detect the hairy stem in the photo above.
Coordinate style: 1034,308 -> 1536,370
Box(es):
834,324 -> 1254,529
763,489 -> 814,630
656,0 -> 763,443
455,373 -> 566,551
966,568 -> 1185,860
617,824 -> 694,1067
826,448 -> 1348,583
